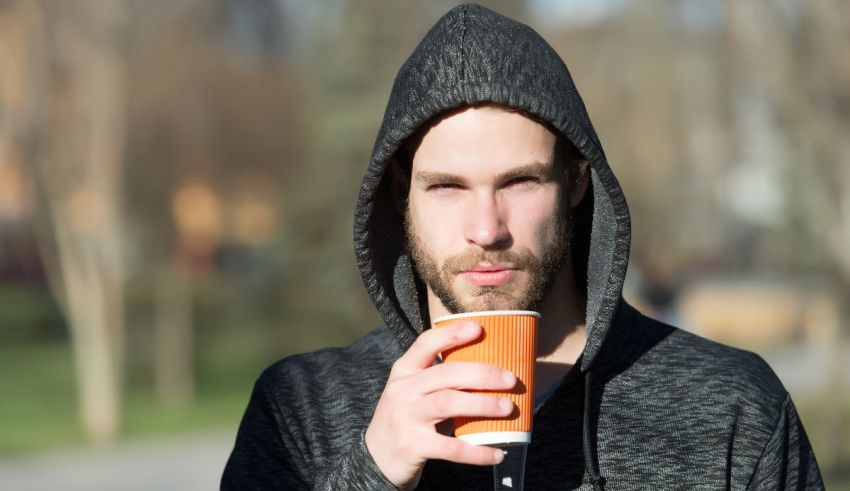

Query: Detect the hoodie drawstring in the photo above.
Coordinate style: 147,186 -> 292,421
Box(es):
582,370 -> 605,490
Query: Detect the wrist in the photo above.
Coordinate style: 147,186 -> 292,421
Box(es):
361,428 -> 410,490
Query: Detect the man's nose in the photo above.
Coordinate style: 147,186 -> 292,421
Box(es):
463,192 -> 509,247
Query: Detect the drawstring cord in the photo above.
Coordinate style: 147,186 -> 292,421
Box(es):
582,370 -> 605,490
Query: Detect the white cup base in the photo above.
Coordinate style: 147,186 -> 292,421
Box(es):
457,431 -> 531,447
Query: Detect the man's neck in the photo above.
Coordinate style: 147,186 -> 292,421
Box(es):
533,262 -> 587,394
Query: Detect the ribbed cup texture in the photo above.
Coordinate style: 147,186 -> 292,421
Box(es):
436,314 -> 537,436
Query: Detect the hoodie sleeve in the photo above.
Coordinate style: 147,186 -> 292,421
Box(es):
747,395 -> 824,490
221,375 -> 401,491
221,376 -> 310,489
315,430 -> 403,490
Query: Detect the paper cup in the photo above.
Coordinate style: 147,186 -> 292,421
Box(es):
433,310 -> 539,447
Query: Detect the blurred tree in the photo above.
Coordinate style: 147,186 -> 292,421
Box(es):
541,0 -> 693,295
794,0 -> 850,470
288,0 -> 531,341
24,0 -> 129,446
123,0 -> 299,407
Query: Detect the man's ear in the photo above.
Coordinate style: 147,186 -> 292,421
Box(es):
570,162 -> 590,208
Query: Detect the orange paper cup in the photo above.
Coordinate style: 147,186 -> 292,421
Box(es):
433,310 -> 539,447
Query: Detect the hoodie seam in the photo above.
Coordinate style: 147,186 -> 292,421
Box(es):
745,394 -> 792,489
588,301 -> 642,374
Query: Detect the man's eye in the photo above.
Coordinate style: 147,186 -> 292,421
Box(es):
428,183 -> 462,191
506,176 -> 539,188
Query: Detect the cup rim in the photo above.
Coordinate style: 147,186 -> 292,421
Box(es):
456,430 -> 532,446
432,310 -> 541,324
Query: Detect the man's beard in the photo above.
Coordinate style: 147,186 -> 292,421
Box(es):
404,209 -> 573,314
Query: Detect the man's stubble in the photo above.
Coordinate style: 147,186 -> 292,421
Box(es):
404,204 -> 573,314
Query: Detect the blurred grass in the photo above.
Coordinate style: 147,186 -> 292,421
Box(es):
0,332 -> 274,454
0,285 -> 65,342
0,276 -> 367,456
0,342 -> 83,452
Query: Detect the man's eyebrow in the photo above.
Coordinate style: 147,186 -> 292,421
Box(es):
497,162 -> 551,182
413,162 -> 552,185
413,170 -> 465,185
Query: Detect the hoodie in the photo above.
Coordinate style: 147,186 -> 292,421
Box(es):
222,4 -> 823,490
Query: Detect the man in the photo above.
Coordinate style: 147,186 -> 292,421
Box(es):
222,4 -> 823,489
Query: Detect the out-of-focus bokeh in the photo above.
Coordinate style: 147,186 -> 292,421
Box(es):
1,0 -> 848,488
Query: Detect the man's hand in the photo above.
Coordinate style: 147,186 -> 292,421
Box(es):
364,321 -> 516,490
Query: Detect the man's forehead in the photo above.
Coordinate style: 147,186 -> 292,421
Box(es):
410,106 -> 557,172
421,103 -> 552,136
403,103 -> 553,152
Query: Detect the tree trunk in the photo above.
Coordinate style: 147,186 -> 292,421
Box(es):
27,0 -> 129,446
153,265 -> 195,409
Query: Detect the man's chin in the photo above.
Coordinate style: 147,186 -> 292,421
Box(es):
453,290 -> 525,313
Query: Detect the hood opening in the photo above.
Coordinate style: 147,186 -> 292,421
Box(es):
384,100 -> 595,310
353,2 -> 631,371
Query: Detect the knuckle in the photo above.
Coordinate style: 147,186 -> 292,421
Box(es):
488,365 -> 506,379
417,328 -> 440,346
431,391 -> 452,414
447,361 -> 477,378
447,325 -> 465,342
474,445 -> 496,463
482,394 -> 501,412
470,394 -> 495,415
489,367 -> 513,386
396,431 -> 414,456
382,378 -> 402,398
464,365 -> 497,386
439,437 -> 462,459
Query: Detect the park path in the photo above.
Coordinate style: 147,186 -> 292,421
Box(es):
0,431 -> 234,491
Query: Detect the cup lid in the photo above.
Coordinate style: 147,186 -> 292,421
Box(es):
432,310 -> 541,324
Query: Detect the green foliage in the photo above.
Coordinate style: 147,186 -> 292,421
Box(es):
0,342 -> 82,453
0,285 -> 65,342
0,333 -> 270,454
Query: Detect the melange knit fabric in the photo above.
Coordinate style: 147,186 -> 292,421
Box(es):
221,4 -> 824,490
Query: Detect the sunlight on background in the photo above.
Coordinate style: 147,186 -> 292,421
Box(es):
0,0 -> 848,489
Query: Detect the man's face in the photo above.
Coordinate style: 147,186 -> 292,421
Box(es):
405,105 -> 574,315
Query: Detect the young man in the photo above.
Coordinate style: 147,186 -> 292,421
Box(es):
222,4 -> 823,489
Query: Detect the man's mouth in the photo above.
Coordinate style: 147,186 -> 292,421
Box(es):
459,263 -> 517,287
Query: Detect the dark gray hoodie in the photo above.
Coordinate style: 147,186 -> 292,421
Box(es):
222,4 -> 823,489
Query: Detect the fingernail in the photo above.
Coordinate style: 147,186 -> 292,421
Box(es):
498,397 -> 513,413
493,449 -> 505,463
502,371 -> 515,385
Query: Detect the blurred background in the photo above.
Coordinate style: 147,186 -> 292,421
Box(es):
0,0 -> 848,488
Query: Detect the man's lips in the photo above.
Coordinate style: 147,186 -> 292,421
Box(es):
459,264 -> 517,287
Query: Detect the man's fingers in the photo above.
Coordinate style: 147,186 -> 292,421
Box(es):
419,433 -> 505,466
392,321 -> 481,375
407,361 -> 516,395
413,390 -> 514,422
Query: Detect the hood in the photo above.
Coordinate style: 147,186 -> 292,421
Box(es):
353,3 -> 631,372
